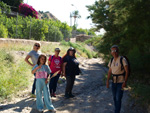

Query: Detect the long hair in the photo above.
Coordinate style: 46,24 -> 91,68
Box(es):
37,54 -> 47,65
62,49 -> 76,59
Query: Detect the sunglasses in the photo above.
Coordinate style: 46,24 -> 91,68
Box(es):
35,44 -> 40,47
55,50 -> 60,52
111,50 -> 117,53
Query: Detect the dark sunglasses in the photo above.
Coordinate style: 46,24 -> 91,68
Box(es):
35,44 -> 40,47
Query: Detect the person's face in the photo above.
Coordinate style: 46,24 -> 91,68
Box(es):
34,43 -> 40,51
111,48 -> 118,57
55,50 -> 60,55
69,50 -> 74,56
40,56 -> 46,64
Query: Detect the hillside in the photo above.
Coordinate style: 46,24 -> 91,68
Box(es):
38,11 -> 58,20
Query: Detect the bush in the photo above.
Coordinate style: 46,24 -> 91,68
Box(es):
19,3 -> 38,19
0,49 -> 31,101
0,24 -> 8,38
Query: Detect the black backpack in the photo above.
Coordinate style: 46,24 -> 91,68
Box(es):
110,56 -> 130,82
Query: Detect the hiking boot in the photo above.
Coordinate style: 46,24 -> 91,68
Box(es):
30,94 -> 36,98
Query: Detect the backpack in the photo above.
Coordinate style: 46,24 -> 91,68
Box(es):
110,56 -> 131,82
51,55 -> 61,62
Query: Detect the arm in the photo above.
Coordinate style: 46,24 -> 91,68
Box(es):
31,64 -> 42,74
122,65 -> 129,88
25,55 -> 34,67
48,61 -> 51,66
62,62 -> 67,77
106,68 -> 112,88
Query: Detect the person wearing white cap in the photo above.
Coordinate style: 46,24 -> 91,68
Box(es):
48,48 -> 62,97
106,45 -> 129,113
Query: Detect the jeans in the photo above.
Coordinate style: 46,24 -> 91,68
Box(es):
31,73 -> 36,94
112,83 -> 124,113
65,75 -> 75,94
49,74 -> 60,93
36,78 -> 55,110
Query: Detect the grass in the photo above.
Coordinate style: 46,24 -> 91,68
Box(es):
0,41 -> 96,101
61,41 -> 97,58
0,49 -> 31,102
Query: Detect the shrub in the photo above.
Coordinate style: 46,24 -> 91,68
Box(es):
0,24 -> 8,38
19,3 -> 38,19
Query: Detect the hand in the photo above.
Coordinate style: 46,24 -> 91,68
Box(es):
32,64 -> 35,67
37,64 -> 42,69
106,81 -> 109,88
63,73 -> 66,77
122,82 -> 126,89
45,79 -> 48,84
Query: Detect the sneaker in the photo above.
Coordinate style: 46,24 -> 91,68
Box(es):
30,94 -> 36,98
49,109 -> 56,112
69,93 -> 75,98
64,93 -> 70,99
38,109 -> 43,113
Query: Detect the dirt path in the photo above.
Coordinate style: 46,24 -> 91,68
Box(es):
0,58 -> 132,113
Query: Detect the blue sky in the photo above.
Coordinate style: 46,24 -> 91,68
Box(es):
23,0 -> 105,34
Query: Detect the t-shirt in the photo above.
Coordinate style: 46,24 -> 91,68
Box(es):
28,50 -> 41,65
48,55 -> 62,74
63,56 -> 80,76
32,64 -> 51,79
108,56 -> 128,83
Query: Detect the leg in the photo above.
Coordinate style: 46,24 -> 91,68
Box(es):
36,79 -> 44,110
43,81 -> 55,110
53,74 -> 60,93
65,76 -> 72,97
115,83 -> 124,113
112,83 -> 117,113
32,78 -> 36,94
69,75 -> 75,94
49,73 -> 54,94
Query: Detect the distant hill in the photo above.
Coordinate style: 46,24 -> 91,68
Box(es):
38,11 -> 58,20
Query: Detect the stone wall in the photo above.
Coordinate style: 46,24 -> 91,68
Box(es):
76,34 -> 92,42
0,38 -> 60,45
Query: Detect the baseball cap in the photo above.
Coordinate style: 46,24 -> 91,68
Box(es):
55,48 -> 60,51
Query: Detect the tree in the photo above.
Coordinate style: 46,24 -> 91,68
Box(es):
71,10 -> 81,30
1,0 -> 23,12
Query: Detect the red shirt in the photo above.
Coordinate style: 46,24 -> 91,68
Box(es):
48,55 -> 62,74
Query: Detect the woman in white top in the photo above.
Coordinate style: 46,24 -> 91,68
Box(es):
25,42 -> 41,97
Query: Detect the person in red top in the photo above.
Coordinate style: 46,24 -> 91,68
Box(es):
48,48 -> 62,97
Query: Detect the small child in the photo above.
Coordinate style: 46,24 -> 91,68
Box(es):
32,54 -> 56,113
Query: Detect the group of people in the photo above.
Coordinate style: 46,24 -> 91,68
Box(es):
25,42 -> 129,113
25,42 -> 80,112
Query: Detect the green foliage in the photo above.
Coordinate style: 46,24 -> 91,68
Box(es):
0,13 -> 71,41
0,49 -> 31,101
87,0 -> 150,103
85,36 -> 102,46
0,23 -> 8,38
77,28 -> 96,36
61,41 -> 95,58
2,0 -> 23,12
0,1 -> 11,14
